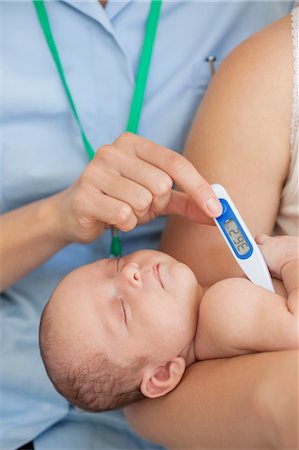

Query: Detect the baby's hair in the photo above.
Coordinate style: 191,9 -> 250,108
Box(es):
39,303 -> 147,411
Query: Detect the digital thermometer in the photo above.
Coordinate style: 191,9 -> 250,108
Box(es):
212,184 -> 274,292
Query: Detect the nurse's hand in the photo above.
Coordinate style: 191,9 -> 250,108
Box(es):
57,132 -> 222,243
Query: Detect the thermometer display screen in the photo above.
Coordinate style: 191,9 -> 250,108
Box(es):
224,219 -> 250,256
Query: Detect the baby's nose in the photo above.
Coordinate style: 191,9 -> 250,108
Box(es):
121,263 -> 142,287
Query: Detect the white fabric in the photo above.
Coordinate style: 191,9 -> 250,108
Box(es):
275,7 -> 299,237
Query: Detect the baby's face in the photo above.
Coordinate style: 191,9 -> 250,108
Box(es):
49,250 -> 199,368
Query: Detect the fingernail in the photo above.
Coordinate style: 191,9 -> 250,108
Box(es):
206,197 -> 222,217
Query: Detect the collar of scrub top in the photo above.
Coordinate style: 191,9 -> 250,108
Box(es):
60,0 -> 134,33
32,0 -> 163,258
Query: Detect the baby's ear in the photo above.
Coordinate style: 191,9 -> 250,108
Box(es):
140,357 -> 186,399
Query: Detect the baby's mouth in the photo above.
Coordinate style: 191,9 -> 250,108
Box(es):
153,264 -> 164,288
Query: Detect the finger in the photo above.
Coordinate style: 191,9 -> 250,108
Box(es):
82,156 -> 154,218
86,192 -> 138,232
111,150 -> 174,213
159,190 -> 215,225
255,234 -> 270,245
96,174 -> 154,219
93,143 -> 174,215
119,134 -> 222,217
150,189 -> 172,215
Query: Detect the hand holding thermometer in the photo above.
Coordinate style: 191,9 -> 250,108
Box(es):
212,184 -> 274,292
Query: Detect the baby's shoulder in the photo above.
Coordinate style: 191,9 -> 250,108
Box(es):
204,276 -> 285,301
196,278 -> 266,360
201,277 -> 272,319
204,277 -> 254,300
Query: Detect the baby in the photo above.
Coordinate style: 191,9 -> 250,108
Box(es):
39,235 -> 298,412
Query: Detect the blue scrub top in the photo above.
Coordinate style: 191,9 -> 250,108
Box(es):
0,1 -> 295,449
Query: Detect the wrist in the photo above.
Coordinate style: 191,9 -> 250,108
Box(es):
38,192 -> 71,248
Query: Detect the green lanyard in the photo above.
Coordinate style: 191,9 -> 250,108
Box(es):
33,0 -> 162,256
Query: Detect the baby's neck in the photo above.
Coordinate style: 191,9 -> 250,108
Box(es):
189,283 -> 207,364
181,340 -> 197,367
179,284 -> 204,367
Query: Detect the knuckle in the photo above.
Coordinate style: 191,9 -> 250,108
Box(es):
120,131 -> 133,141
152,175 -> 173,197
81,163 -> 98,182
134,190 -> 153,212
115,132 -> 142,152
168,152 -> 189,173
80,162 -> 106,187
115,132 -> 135,146
115,204 -> 133,225
96,144 -> 116,161
150,197 -> 168,214
192,181 -> 208,198
119,218 -> 137,232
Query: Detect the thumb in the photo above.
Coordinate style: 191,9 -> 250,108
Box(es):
255,234 -> 270,245
161,190 -> 215,225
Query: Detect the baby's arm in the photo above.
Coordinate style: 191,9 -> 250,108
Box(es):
195,235 -> 298,360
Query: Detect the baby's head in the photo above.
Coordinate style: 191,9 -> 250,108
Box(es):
40,250 -> 199,411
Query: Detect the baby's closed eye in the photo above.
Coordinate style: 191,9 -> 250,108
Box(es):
119,297 -> 127,324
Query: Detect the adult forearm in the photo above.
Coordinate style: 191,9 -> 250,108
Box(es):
0,193 -> 68,291
126,350 -> 298,450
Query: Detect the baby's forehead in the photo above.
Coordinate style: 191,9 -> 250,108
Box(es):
51,261 -> 106,304
74,258 -> 114,280
50,265 -> 111,318
64,262 -> 100,287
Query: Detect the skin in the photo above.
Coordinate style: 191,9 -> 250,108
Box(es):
0,0 -> 222,446
44,235 -> 298,402
126,13 -> 299,450
195,235 -> 298,360
160,14 -> 293,286
0,133 -> 221,292
48,250 -> 199,362
126,350 -> 298,450
44,249 -> 199,396
2,2 -> 296,447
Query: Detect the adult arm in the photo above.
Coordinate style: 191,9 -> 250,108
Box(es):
126,350 -> 298,449
126,14 -> 297,449
0,133 -> 221,291
160,15 -> 293,286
